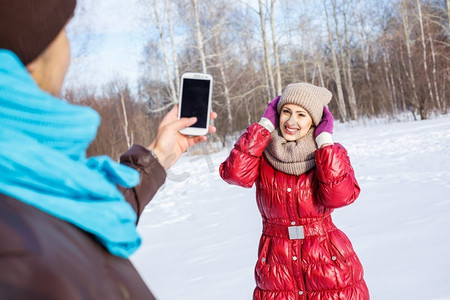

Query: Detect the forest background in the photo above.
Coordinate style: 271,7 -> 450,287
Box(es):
63,0 -> 449,159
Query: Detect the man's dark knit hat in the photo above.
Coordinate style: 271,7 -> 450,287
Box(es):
0,0 -> 77,65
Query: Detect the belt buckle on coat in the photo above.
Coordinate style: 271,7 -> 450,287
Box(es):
288,225 -> 305,240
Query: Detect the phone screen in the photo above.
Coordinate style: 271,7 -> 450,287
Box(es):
180,78 -> 211,128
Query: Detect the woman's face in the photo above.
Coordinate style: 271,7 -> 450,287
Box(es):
279,103 -> 313,141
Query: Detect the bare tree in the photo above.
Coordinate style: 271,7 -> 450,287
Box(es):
447,0 -> 450,32
258,0 -> 276,99
324,0 -> 347,120
191,0 -> 208,74
400,0 -> 421,118
214,33 -> 233,133
416,0 -> 434,118
314,51 -> 326,87
340,0 -> 358,120
269,0 -> 282,95
354,0 -> 371,84
209,2 -> 235,135
424,1 -> 443,112
381,33 -> 399,114
151,0 -> 178,104
119,89 -> 133,149
166,0 -> 181,98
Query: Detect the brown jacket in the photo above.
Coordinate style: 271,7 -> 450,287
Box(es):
0,145 -> 166,300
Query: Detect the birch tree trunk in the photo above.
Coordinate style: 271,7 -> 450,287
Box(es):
213,33 -> 233,133
119,90 -> 132,149
313,48 -> 326,87
382,35 -> 397,114
331,0 -> 348,89
262,56 -> 271,100
270,0 -> 282,95
301,50 -> 308,82
152,0 -> 178,104
398,37 -> 415,118
401,0 -> 421,118
387,48 -> 399,112
317,61 -> 325,87
324,0 -> 347,120
166,0 -> 180,98
302,33 -> 309,82
259,0 -> 276,99
356,0 -> 371,84
353,0 -> 374,115
425,3 -> 442,112
416,0 -> 433,119
341,0 -> 358,120
447,0 -> 450,32
191,0 -> 207,74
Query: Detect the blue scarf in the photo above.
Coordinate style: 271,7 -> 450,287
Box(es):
0,50 -> 141,258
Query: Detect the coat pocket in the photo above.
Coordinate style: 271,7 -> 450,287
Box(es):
255,236 -> 296,291
328,229 -> 355,261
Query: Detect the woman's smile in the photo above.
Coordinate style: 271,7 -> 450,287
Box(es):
279,103 -> 313,141
284,126 -> 299,135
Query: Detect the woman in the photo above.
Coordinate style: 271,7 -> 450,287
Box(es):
220,83 -> 369,299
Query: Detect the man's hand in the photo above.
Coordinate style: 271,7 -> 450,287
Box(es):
149,105 -> 217,170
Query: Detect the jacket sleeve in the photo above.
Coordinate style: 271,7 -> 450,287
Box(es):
314,143 -> 360,209
219,123 -> 272,188
118,144 -> 166,223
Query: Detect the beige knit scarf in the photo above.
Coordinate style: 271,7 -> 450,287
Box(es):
263,127 -> 317,176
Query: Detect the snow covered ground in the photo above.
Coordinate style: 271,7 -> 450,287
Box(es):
131,114 -> 450,300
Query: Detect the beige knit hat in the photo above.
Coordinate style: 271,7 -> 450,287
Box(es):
277,83 -> 332,126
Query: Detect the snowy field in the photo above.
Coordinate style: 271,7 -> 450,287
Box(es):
131,114 -> 450,300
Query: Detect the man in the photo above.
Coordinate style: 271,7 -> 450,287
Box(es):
0,0 -> 216,298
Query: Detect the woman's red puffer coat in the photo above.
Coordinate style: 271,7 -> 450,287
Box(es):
220,123 -> 369,300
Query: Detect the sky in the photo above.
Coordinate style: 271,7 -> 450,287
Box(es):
64,0 -> 149,91
63,0 -> 298,92
131,114 -> 450,299
63,0 -> 388,93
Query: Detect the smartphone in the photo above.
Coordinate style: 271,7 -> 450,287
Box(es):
178,72 -> 213,136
